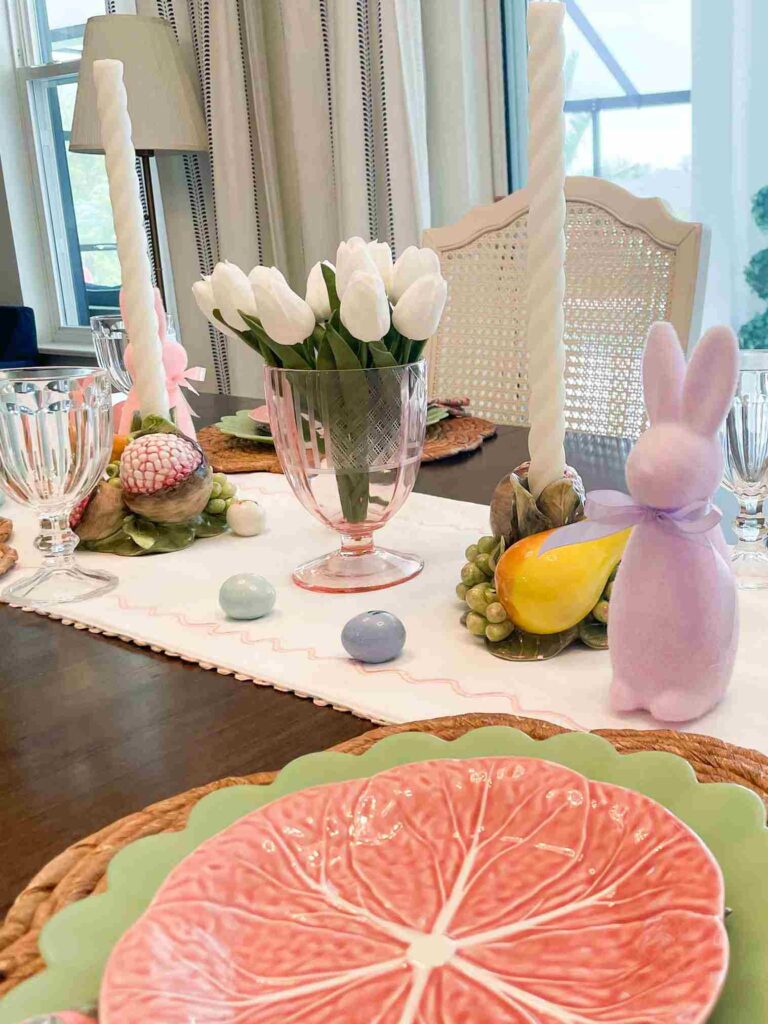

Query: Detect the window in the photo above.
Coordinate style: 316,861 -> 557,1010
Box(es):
11,0 -> 127,333
562,0 -> 691,217
502,0 -> 692,218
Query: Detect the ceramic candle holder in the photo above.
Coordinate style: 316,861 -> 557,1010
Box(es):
455,463 -> 627,661
73,416 -> 237,557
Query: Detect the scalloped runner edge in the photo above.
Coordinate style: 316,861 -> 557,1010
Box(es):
5,597 -> 590,733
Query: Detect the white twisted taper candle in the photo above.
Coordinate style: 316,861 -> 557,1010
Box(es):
93,59 -> 169,421
525,2 -> 567,499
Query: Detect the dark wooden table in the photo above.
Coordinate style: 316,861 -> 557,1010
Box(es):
0,394 -> 628,917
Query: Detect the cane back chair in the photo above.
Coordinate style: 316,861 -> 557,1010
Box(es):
423,176 -> 708,438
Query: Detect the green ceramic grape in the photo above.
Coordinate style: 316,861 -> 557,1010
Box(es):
465,611 -> 487,637
485,602 -> 507,624
486,620 -> 514,642
461,562 -> 486,587
474,552 -> 493,575
465,582 -> 496,614
592,599 -> 610,624
476,535 -> 497,555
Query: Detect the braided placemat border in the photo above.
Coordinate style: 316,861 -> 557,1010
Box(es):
198,416 -> 497,474
2,711 -> 766,997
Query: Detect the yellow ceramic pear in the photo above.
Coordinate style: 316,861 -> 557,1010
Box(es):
495,527 -> 631,635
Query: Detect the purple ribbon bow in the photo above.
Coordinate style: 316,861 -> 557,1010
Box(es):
538,490 -> 722,556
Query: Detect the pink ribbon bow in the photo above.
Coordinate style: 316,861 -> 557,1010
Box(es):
116,288 -> 205,438
538,489 -> 722,556
164,361 -> 206,437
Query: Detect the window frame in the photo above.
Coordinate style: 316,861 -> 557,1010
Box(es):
3,0 -> 132,353
502,0 -> 692,196
562,0 -> 691,180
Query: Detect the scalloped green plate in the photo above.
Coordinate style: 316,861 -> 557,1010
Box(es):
1,728 -> 767,1023
214,409 -> 274,444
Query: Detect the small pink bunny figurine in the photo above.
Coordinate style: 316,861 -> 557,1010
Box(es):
117,288 -> 205,437
608,322 -> 739,722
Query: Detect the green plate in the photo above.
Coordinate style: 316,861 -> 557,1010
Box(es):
427,404 -> 450,426
214,409 -> 274,444
2,728 -> 767,1023
217,406 -> 443,441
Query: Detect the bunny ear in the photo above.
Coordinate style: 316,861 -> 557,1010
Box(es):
643,322 -> 686,423
681,325 -> 739,436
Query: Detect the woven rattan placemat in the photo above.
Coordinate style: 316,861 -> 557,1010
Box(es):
421,415 -> 497,462
198,416 -> 497,474
197,426 -> 283,474
2,711 -> 766,996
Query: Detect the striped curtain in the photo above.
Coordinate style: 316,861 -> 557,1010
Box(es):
139,0 -> 506,395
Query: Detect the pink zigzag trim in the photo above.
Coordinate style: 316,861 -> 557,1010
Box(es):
115,596 -> 589,732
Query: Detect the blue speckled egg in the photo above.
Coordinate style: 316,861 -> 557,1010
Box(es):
341,610 -> 406,663
219,574 -> 276,620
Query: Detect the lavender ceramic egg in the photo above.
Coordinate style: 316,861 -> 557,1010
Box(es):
341,610 -> 405,663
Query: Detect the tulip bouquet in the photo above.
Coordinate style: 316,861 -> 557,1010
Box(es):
192,237 -> 447,372
193,239 -> 447,531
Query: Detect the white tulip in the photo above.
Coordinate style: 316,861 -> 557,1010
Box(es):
389,245 -> 441,302
192,277 -> 238,339
392,272 -> 448,340
250,272 -> 315,346
335,237 -> 379,298
305,261 -> 334,321
340,270 -> 391,342
210,261 -> 257,331
248,265 -> 287,291
367,241 -> 393,291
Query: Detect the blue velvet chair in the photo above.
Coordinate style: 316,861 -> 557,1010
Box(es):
0,306 -> 39,369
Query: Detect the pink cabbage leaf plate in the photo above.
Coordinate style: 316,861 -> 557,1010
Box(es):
100,755 -> 728,1023
2,728 -> 767,1024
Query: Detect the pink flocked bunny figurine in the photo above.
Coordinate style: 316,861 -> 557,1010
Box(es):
117,288 -> 205,437
608,322 -> 739,722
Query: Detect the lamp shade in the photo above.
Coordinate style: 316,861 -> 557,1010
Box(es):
70,15 -> 207,154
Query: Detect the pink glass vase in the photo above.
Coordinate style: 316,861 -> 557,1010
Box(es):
265,361 -> 427,593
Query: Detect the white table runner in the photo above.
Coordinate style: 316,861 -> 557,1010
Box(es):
2,474 -> 766,749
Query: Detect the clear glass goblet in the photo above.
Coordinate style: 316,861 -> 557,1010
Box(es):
265,361 -> 427,593
0,367 -> 118,606
721,368 -> 768,588
91,315 -> 132,393
91,314 -> 177,394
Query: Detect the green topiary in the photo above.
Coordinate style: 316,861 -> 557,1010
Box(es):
745,248 -> 768,301
740,187 -> 768,348
752,186 -> 768,232
739,309 -> 768,350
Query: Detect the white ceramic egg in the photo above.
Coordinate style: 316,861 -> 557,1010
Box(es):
226,499 -> 266,537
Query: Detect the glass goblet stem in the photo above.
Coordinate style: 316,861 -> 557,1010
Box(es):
340,532 -> 375,558
35,511 -> 79,567
734,496 -> 765,544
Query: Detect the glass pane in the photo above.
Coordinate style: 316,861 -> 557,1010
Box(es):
35,0 -> 106,63
564,11 -> 622,102
38,77 -> 120,326
599,104 -> 692,217
565,112 -> 593,175
571,0 -> 691,96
